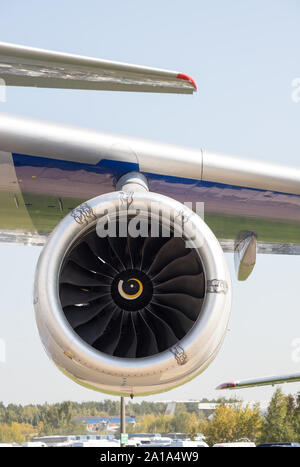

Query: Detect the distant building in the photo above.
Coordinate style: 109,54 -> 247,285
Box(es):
73,415 -> 136,432
162,400 -> 269,416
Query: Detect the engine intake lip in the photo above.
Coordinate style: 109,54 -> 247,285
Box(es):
34,190 -> 231,396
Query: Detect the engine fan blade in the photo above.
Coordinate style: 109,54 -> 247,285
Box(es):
140,237 -> 169,272
75,304 -> 118,345
84,231 -> 121,272
64,297 -> 113,328
59,214 -> 207,359
154,294 -> 204,321
59,283 -> 111,307
113,313 -> 138,358
135,312 -> 159,357
107,236 -> 129,271
147,237 -> 190,276
142,308 -> 178,351
93,311 -> 124,354
149,302 -> 194,338
60,261 -> 112,287
69,242 -> 116,277
127,235 -> 146,270
152,251 -> 202,283
154,273 -> 205,298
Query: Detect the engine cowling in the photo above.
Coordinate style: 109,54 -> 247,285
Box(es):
34,190 -> 231,397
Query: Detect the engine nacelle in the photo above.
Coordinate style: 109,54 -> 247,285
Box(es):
34,190 -> 231,397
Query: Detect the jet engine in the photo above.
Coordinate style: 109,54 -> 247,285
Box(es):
34,174 -> 231,397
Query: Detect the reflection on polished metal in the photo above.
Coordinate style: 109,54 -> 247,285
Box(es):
1,114 -> 300,252
0,42 -> 196,94
234,231 -> 257,281
0,230 -> 45,246
221,240 -> 300,255
2,227 -> 300,258
116,172 -> 149,193
1,113 -> 300,194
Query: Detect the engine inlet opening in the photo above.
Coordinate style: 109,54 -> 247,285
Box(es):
59,216 -> 205,358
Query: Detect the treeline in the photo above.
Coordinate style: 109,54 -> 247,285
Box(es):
0,400 -> 165,427
127,412 -> 201,439
129,389 -> 300,445
0,398 -> 231,426
1,389 -> 299,445
0,401 -> 87,440
200,388 -> 300,445
0,397 -> 235,443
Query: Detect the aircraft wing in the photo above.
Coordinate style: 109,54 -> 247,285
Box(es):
216,373 -> 300,390
0,42 -> 196,94
0,114 -> 300,251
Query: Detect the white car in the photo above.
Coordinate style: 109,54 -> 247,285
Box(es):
72,440 -> 120,447
213,441 -> 256,447
22,442 -> 47,447
0,443 -> 18,447
170,440 -> 209,447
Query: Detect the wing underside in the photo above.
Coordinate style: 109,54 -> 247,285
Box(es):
216,373 -> 300,390
0,114 -> 300,249
0,42 -> 196,94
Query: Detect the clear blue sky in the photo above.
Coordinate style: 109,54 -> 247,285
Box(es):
0,0 -> 300,405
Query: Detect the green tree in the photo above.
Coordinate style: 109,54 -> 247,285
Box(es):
293,393 -> 300,441
260,388 -> 296,443
200,402 -> 263,446
0,422 -> 35,444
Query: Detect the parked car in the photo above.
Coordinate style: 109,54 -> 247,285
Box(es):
256,442 -> 300,447
22,442 -> 47,447
213,441 -> 256,447
170,439 -> 208,447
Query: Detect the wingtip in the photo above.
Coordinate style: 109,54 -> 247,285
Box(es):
216,382 -> 236,390
177,73 -> 197,91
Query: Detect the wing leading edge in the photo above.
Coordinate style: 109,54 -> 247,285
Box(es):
216,373 -> 300,390
0,42 -> 197,94
0,114 -> 300,249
